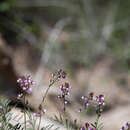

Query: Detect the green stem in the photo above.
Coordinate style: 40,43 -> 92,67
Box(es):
95,114 -> 100,130
41,78 -> 57,105
37,78 -> 57,130
24,96 -> 26,130
2,110 -> 6,129
37,111 -> 42,130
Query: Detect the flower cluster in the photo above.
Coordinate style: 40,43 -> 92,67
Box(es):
50,69 -> 67,84
80,93 -> 105,115
57,69 -> 67,79
58,82 -> 70,104
81,122 -> 96,130
17,75 -> 35,98
121,122 -> 130,130
79,93 -> 105,130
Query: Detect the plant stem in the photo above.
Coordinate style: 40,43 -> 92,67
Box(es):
41,78 -> 57,105
37,111 -> 42,130
95,114 -> 100,130
63,95 -> 66,115
24,95 -> 26,130
37,78 -> 57,130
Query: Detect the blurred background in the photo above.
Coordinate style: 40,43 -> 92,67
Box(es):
0,0 -> 130,129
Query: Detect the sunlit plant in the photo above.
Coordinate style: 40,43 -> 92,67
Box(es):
0,69 -> 129,130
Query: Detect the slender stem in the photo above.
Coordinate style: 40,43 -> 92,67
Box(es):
37,111 -> 42,130
24,95 -> 26,130
63,95 -> 66,114
37,78 -> 57,130
37,85 -> 51,130
95,113 -> 100,130
1,109 -> 6,129
41,78 -> 57,105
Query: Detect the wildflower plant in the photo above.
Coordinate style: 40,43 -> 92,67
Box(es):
0,99 -> 11,129
0,99 -> 23,130
37,69 -> 67,130
16,69 -> 66,130
17,75 -> 35,130
17,75 -> 35,96
79,93 -> 105,130
58,82 -> 70,113
0,69 -> 129,130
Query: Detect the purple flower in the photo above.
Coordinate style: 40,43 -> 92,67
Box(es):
96,94 -> 105,107
33,112 -> 40,117
80,93 -> 105,116
65,82 -> 70,89
42,109 -> 46,115
121,126 -> 125,130
84,101 -> 89,108
58,81 -> 70,111
33,109 -> 46,117
58,69 -> 62,74
59,82 -> 70,97
62,71 -> 66,79
78,108 -> 82,113
80,127 -> 85,130
121,122 -> 130,130
57,69 -> 67,79
126,122 -> 130,128
58,95 -> 62,99
81,122 -> 96,130
50,69 -> 67,84
90,128 -> 96,130
85,122 -> 89,128
17,75 -> 35,96
26,87 -> 32,94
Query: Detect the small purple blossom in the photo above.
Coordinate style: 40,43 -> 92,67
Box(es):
33,109 -> 46,117
98,94 -> 105,106
17,75 -> 35,95
78,108 -> 82,113
42,109 -> 47,114
85,122 -> 89,128
33,112 -> 40,117
122,126 -> 125,130
58,82 -> 70,107
50,69 -> 67,85
84,101 -> 89,108
80,93 -> 105,117
82,93 -> 105,108
26,87 -> 32,94
80,127 -> 85,130
81,122 -> 96,130
58,82 -> 70,99
121,122 -> 130,130
57,69 -> 67,79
